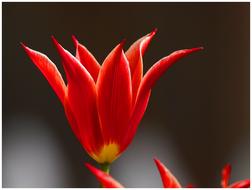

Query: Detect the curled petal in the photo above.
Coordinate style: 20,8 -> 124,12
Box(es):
21,43 -> 66,104
72,35 -> 100,82
85,163 -> 124,188
154,158 -> 182,188
229,179 -> 250,188
97,40 -> 132,145
139,47 -> 203,101
221,163 -> 231,188
126,29 -> 157,102
127,47 -> 203,147
52,37 -> 103,156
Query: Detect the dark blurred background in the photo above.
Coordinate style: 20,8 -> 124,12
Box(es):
2,2 -> 250,188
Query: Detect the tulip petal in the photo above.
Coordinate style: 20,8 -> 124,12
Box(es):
126,29 -> 157,102
96,40 -> 132,145
229,179 -> 250,188
21,43 -> 66,104
127,47 -> 203,143
139,47 -> 203,102
122,90 -> 151,152
154,158 -> 182,188
64,100 -> 81,142
221,163 -> 231,188
85,163 -> 124,188
72,35 -> 100,82
52,37 -> 103,156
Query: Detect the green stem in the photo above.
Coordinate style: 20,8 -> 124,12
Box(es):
100,162 -> 110,174
99,162 -> 110,188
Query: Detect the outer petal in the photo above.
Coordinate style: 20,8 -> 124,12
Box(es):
139,47 -> 203,102
126,47 -> 203,145
96,40 -> 132,145
125,29 -> 157,102
52,37 -> 104,157
21,43 -> 66,104
221,164 -> 231,188
154,158 -> 182,188
85,163 -> 124,188
64,99 -> 81,142
122,90 -> 151,152
229,180 -> 250,188
72,35 -> 100,82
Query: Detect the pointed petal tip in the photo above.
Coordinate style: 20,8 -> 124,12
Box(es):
120,38 -> 127,47
154,158 -> 162,167
51,36 -> 64,53
115,38 -> 126,51
150,28 -> 158,36
51,35 -> 57,45
196,46 -> 204,50
85,163 -> 97,174
84,162 -> 92,170
71,35 -> 78,48
51,35 -> 63,50
190,46 -> 204,52
20,42 -> 26,48
153,157 -> 159,163
224,163 -> 232,171
20,42 -> 31,54
51,35 -> 61,49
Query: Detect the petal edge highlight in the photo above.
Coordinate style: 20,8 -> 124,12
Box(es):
51,37 -> 104,157
21,43 -> 66,104
126,29 -> 157,102
72,35 -> 100,82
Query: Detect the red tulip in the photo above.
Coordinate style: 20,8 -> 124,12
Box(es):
221,164 -> 250,188
85,160 -> 250,188
21,29 -> 202,164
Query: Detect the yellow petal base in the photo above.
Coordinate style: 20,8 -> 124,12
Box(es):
91,143 -> 120,163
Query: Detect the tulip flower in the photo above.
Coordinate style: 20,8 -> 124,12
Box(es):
85,159 -> 250,188
21,29 -> 202,166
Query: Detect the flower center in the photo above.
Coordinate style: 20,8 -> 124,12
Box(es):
92,143 -> 120,163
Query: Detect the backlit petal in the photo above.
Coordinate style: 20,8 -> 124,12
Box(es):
64,99 -> 81,142
154,158 -> 182,188
139,47 -> 203,102
52,37 -> 103,156
126,47 -> 203,147
122,90 -> 151,151
221,163 -> 231,188
229,179 -> 250,188
125,29 -> 157,102
72,35 -> 100,82
96,40 -> 132,145
85,163 -> 124,188
21,43 -> 66,104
